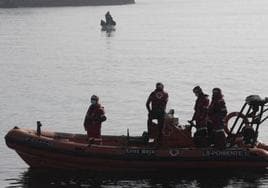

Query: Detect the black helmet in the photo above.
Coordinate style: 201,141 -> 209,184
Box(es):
212,88 -> 223,99
212,88 -> 222,94
193,86 -> 202,94
156,82 -> 164,90
91,95 -> 99,102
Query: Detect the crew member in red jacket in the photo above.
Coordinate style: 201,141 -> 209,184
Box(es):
208,88 -> 227,149
84,95 -> 107,138
189,86 -> 209,147
146,82 -> 169,142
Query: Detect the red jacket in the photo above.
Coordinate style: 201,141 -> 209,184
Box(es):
192,94 -> 209,127
84,104 -> 106,130
208,98 -> 227,129
146,90 -> 168,114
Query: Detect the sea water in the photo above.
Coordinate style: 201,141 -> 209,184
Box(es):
0,0 -> 268,187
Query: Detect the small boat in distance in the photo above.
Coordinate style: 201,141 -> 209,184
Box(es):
101,11 -> 116,31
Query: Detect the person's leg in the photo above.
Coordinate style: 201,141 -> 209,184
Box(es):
207,122 -> 214,146
157,115 -> 165,143
87,129 -> 93,138
87,124 -> 101,138
214,131 -> 226,149
95,124 -> 101,138
147,113 -> 153,137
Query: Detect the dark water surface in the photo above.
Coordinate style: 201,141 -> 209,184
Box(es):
5,169 -> 268,188
1,0 -> 268,187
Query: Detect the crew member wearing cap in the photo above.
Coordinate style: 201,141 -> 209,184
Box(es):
146,82 -> 169,142
189,86 -> 209,147
208,88 -> 227,149
84,95 -> 107,138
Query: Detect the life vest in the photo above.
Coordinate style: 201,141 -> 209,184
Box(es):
149,90 -> 168,113
84,104 -> 105,129
208,98 -> 227,129
193,94 -> 209,126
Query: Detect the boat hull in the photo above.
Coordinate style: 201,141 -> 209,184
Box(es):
5,127 -> 268,171
101,25 -> 116,32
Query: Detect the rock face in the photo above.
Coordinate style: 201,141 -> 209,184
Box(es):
0,0 -> 135,8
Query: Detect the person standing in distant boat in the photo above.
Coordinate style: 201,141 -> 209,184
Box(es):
84,95 -> 107,139
105,11 -> 116,25
146,82 -> 169,143
208,88 -> 228,149
189,86 -> 210,147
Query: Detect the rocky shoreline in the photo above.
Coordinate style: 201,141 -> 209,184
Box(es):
0,0 -> 135,8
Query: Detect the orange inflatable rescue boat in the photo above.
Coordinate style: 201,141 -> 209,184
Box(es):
5,95 -> 268,171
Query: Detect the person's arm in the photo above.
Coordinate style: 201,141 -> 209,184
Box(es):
219,100 -> 227,117
190,100 -> 197,122
189,105 -> 196,126
146,94 -> 152,112
99,108 -> 107,122
201,97 -> 210,115
95,107 -> 107,123
165,92 -> 169,105
190,111 -> 197,123
100,115 -> 107,122
84,108 -> 91,130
